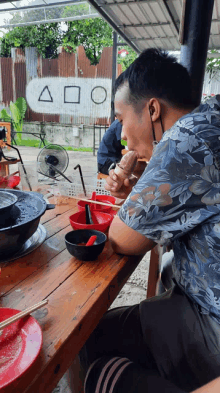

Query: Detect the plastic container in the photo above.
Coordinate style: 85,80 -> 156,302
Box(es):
69,210 -> 113,232
53,178 -> 111,206
18,161 -> 38,192
65,229 -> 107,261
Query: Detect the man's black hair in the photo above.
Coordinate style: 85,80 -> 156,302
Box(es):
115,48 -> 194,110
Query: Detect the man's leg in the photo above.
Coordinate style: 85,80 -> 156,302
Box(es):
79,304 -> 156,374
84,356 -> 187,393
80,285 -> 220,392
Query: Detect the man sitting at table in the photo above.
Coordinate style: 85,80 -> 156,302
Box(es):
97,120 -> 123,175
80,49 -> 220,392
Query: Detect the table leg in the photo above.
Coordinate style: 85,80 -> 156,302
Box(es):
67,355 -> 85,393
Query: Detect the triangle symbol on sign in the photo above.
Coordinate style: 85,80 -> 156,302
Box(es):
38,86 -> 53,102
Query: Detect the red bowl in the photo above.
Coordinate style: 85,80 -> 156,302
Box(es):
77,195 -> 116,213
69,210 -> 113,232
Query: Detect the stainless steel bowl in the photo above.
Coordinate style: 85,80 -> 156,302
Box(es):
0,191 -> 18,215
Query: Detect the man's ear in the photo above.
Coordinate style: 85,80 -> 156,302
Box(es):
148,98 -> 161,121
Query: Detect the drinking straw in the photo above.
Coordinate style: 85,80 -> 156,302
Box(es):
74,164 -> 87,196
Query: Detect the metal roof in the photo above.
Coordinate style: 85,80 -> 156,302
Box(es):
0,0 -> 219,52
86,0 -> 220,53
0,0 -> 99,28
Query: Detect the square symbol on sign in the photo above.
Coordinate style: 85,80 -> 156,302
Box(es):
64,86 -> 80,104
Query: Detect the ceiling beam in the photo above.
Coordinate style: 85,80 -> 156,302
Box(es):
131,35 -> 176,41
118,21 -> 170,28
0,13 -> 99,28
100,0 -> 159,6
161,0 -> 179,35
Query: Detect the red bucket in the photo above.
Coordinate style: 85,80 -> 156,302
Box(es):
77,195 -> 116,213
69,210 -> 113,232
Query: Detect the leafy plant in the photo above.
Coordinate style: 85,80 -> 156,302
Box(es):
62,18 -> 113,65
206,50 -> 220,81
0,97 -> 27,143
0,24 -> 62,59
117,47 -> 138,71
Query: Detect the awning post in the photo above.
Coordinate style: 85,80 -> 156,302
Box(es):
111,31 -> 118,124
180,0 -> 215,107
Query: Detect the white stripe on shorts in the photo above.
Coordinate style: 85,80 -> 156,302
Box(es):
103,358 -> 132,393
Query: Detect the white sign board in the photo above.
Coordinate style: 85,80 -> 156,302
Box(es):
26,77 -> 112,118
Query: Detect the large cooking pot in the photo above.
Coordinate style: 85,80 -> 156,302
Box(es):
0,190 -> 55,259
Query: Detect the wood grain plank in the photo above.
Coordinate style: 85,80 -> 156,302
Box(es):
0,240 -> 114,310
40,201 -> 76,224
0,198 -> 142,393
0,225 -> 72,296
42,206 -> 78,238
6,252 -> 141,393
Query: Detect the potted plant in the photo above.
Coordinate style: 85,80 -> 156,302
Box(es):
0,97 -> 27,144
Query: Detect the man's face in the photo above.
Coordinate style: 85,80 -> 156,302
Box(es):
114,84 -> 154,160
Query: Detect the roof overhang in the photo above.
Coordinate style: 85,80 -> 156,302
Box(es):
0,0 -> 219,53
86,0 -> 220,53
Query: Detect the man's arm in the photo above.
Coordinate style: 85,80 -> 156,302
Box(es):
192,377 -> 220,393
109,215 -> 156,255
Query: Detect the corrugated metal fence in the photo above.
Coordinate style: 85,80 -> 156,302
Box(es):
0,46 -> 122,126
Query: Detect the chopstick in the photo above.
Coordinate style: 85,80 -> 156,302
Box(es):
67,196 -> 121,209
0,299 -> 48,330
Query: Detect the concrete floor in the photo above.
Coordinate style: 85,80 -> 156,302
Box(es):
5,145 -> 151,393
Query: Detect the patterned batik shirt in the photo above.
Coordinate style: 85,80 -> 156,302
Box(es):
118,95 -> 220,324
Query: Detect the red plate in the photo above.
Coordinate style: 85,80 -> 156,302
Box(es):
0,308 -> 43,389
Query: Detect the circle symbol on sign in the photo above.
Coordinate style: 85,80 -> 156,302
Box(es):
91,86 -> 107,104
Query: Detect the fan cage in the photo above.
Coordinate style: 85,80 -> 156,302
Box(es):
37,144 -> 69,179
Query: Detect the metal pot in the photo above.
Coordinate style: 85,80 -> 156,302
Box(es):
0,191 -> 18,215
0,190 -> 55,259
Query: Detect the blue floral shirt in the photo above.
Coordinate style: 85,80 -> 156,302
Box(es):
118,95 -> 220,324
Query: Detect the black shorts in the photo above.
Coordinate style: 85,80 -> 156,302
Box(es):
80,285 -> 220,393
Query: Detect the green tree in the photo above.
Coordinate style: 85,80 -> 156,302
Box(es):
0,9 -> 137,67
0,23 -> 62,58
206,50 -> 220,81
62,18 -> 113,65
117,47 -> 138,71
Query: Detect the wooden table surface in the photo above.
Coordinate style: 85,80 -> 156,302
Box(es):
0,199 -> 142,393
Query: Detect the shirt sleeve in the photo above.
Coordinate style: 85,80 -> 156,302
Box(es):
118,121 -> 220,246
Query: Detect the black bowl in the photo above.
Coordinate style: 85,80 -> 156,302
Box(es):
65,229 -> 107,261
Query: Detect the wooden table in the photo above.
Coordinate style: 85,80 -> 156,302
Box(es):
0,199 -> 142,393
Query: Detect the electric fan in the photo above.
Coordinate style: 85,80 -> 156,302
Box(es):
37,144 -> 69,180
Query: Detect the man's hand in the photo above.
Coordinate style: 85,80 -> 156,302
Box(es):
105,169 -> 138,199
133,161 -> 147,178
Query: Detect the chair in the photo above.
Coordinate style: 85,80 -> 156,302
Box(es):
147,246 -> 162,298
97,172 -> 108,180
